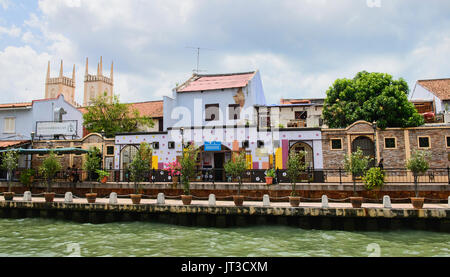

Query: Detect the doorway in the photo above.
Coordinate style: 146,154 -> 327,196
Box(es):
214,153 -> 225,181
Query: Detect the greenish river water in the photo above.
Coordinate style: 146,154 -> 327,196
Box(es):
0,218 -> 449,257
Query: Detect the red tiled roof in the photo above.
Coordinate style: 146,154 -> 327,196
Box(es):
280,99 -> 311,105
0,102 -> 32,109
0,140 -> 29,149
177,72 -> 256,93
417,78 -> 450,101
78,100 -> 163,118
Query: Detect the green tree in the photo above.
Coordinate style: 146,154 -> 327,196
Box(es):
343,147 -> 373,196
1,151 -> 19,192
406,150 -> 431,197
83,146 -> 102,193
39,151 -> 62,192
363,167 -> 385,191
129,142 -> 153,194
179,144 -> 200,195
286,151 -> 307,196
83,92 -> 154,138
322,71 -> 424,129
224,152 -> 247,195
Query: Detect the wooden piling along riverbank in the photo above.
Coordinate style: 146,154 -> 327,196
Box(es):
0,199 -> 449,232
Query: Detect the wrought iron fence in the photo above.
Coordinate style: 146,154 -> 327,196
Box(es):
1,167 -> 450,184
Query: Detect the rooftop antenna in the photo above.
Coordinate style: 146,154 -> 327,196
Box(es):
186,46 -> 214,74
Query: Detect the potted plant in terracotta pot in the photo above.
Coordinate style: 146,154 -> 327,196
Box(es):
129,142 -> 152,204
165,161 -> 181,188
39,151 -> 62,203
179,144 -> 199,205
343,147 -> 372,208
224,152 -> 247,206
362,167 -> 385,200
264,168 -> 276,185
19,168 -> 35,191
406,150 -> 431,209
286,151 -> 307,207
1,150 -> 19,201
83,147 -> 102,204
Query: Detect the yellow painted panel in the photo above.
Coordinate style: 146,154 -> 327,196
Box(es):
246,154 -> 252,169
269,155 -> 273,168
275,148 -> 283,169
152,156 -> 159,169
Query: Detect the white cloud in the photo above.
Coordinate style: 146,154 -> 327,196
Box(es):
0,46 -> 51,103
0,25 -> 21,37
0,0 -> 10,10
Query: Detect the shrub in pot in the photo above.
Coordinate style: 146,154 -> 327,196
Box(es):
83,147 -> 102,204
20,168 -> 35,190
363,167 -> 385,200
224,152 -> 247,206
406,150 -> 431,209
286,151 -> 307,207
1,151 -> 19,201
179,145 -> 200,205
343,147 -> 372,208
129,143 -> 153,204
165,161 -> 181,188
39,151 -> 62,203
265,168 -> 276,185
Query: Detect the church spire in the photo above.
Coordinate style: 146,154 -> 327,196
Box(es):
59,60 -> 63,77
110,61 -> 114,81
99,56 -> 103,76
85,57 -> 89,76
72,64 -> 76,83
97,62 -> 100,76
46,61 -> 50,81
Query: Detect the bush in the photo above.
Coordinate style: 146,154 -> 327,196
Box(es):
179,144 -> 199,195
363,167 -> 385,191
224,152 -> 247,195
19,169 -> 35,188
286,151 -> 306,196
39,152 -> 62,192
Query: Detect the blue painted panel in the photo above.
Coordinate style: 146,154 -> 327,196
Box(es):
204,141 -> 221,151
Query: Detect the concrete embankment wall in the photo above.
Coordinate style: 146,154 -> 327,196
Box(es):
0,201 -> 449,232
1,182 -> 449,202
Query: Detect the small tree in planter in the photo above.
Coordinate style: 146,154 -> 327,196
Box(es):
19,168 -> 35,190
129,142 -> 152,204
224,152 -> 247,206
363,167 -> 385,200
406,150 -> 431,209
83,147 -> 102,203
165,161 -> 181,188
286,151 -> 307,207
179,144 -> 199,205
39,151 -> 62,203
264,168 -> 276,185
343,147 -> 373,208
1,151 -> 19,200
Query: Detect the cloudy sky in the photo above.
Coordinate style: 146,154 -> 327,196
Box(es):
0,0 -> 449,105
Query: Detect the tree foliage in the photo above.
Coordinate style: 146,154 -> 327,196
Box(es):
286,151 -> 307,196
363,167 -> 385,191
1,151 -> 19,192
39,152 -> 62,192
179,144 -> 200,195
406,150 -> 431,175
343,147 -> 373,196
83,146 -> 102,180
322,71 -> 424,129
224,152 -> 247,195
83,92 -> 154,138
129,142 -> 153,194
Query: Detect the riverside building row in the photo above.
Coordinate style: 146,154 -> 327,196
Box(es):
1,64 -> 450,182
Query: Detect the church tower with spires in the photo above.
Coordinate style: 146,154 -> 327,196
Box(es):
45,60 -> 77,106
83,56 -> 114,106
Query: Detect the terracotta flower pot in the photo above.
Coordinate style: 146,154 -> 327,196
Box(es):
44,192 -> 55,203
410,197 -> 424,209
3,192 -> 14,201
233,195 -> 244,206
101,176 -> 108,184
265,177 -> 273,185
181,195 -> 192,205
350,197 -> 363,208
86,193 -> 97,204
289,196 -> 301,207
130,194 -> 142,205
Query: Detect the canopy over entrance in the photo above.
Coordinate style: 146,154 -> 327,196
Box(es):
0,148 -> 90,155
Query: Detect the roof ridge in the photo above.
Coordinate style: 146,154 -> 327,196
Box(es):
196,71 -> 256,77
417,78 -> 450,82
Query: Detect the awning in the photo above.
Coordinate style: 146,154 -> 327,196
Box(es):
0,140 -> 30,149
0,148 -> 90,155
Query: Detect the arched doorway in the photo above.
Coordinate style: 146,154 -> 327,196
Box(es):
352,136 -> 375,167
198,144 -> 232,181
120,145 -> 139,181
289,141 -> 314,169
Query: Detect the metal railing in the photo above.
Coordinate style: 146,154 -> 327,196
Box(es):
1,167 -> 450,185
